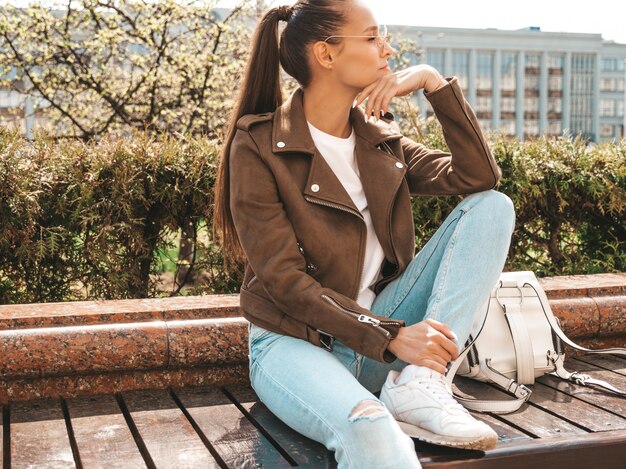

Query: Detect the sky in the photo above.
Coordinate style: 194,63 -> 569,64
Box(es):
226,0 -> 626,44
4,0 -> 626,44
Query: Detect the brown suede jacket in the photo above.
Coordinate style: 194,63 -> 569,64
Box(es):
229,76 -> 502,363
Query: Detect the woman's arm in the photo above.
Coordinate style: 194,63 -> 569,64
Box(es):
402,76 -> 502,195
356,65 -> 502,196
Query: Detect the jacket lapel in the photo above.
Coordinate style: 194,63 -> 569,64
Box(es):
271,86 -> 405,251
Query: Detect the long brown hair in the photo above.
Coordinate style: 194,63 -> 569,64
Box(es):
213,0 -> 348,267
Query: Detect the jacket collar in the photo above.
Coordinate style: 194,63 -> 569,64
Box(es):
269,86 -> 406,263
271,86 -> 402,155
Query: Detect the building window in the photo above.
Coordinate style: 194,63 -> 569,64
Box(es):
452,51 -> 469,90
570,54 -> 595,139
476,96 -> 492,112
602,58 -> 617,71
600,99 -> 616,117
548,55 -> 564,70
501,96 -> 516,112
501,53 -> 517,91
476,52 -> 493,91
599,123 -> 614,137
617,100 -> 624,118
501,120 -> 516,135
524,120 -> 539,137
427,50 -> 445,74
600,78 -> 616,91
547,121 -> 562,135
618,79 -> 625,92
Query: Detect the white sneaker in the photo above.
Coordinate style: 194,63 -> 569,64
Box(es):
379,367 -> 498,450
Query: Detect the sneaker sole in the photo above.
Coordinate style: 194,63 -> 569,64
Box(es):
396,421 -> 498,451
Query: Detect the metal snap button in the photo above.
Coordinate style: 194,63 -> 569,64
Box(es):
277,141 -> 286,148
311,184 -> 320,192
395,162 -> 403,169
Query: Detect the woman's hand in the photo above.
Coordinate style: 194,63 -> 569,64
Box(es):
354,64 -> 447,122
387,318 -> 460,374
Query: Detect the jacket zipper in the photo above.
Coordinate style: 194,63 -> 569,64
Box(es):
305,195 -> 366,298
321,294 -> 397,337
379,140 -> 402,280
304,195 -> 364,220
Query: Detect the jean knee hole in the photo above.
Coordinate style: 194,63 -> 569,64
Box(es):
348,400 -> 388,423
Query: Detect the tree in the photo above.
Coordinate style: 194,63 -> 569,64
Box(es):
0,0 -> 253,139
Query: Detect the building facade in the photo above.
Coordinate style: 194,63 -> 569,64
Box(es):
2,19 -> 626,142
389,25 -> 626,142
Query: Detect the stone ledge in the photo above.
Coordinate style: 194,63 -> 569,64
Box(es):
0,273 -> 624,402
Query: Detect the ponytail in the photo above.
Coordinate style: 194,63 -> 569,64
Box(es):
213,1 -> 348,269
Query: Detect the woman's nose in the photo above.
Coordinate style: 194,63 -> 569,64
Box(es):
382,41 -> 395,57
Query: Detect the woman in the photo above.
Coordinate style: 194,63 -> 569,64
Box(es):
213,1 -> 515,467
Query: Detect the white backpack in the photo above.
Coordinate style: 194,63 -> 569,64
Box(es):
446,271 -> 626,413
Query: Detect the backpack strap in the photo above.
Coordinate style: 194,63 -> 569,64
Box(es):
448,345 -> 531,414
498,281 -> 536,384
525,281 -> 626,357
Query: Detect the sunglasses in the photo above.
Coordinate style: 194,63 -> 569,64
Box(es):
323,25 -> 391,51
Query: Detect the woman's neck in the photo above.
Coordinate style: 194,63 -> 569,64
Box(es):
302,84 -> 356,139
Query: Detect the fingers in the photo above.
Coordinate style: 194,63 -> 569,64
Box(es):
426,318 -> 458,342
420,358 -> 448,375
366,80 -> 396,119
364,80 -> 388,121
355,74 -> 398,122
439,336 -> 460,360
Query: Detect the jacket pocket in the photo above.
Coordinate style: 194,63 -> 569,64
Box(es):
296,241 -> 318,275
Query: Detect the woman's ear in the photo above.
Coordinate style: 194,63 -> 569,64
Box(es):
311,41 -> 334,70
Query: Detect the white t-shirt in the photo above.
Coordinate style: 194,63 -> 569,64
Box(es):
307,120 -> 385,310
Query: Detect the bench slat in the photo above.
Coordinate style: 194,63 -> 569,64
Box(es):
9,399 -> 75,468
174,386 -> 293,468
574,353 -> 626,377
121,389 -> 220,469
419,429 -> 626,468
528,381 -> 626,431
224,383 -> 338,467
537,358 -> 626,417
453,377 -> 586,437
65,394 -> 147,468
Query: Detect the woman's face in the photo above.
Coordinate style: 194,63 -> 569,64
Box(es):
324,1 -> 394,89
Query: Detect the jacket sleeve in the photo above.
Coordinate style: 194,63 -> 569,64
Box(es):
229,126 -> 405,363
403,76 -> 502,195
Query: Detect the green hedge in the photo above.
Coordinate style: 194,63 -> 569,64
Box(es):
1,125 -> 624,304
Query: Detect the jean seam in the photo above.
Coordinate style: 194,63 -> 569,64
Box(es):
381,214 -> 460,318
254,360 -> 355,468
426,207 -> 468,321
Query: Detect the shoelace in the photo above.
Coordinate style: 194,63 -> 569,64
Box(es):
417,375 -> 470,414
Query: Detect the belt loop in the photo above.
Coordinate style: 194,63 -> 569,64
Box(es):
317,328 -> 335,352
306,325 -> 335,352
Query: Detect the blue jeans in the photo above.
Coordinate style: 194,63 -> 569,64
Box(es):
247,190 -> 516,469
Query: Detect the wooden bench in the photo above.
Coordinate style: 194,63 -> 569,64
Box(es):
1,272 -> 625,467
2,353 -> 625,468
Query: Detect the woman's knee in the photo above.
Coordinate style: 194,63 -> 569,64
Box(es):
465,189 -> 515,233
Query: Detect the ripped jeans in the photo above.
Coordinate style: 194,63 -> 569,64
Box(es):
247,190 -> 516,469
